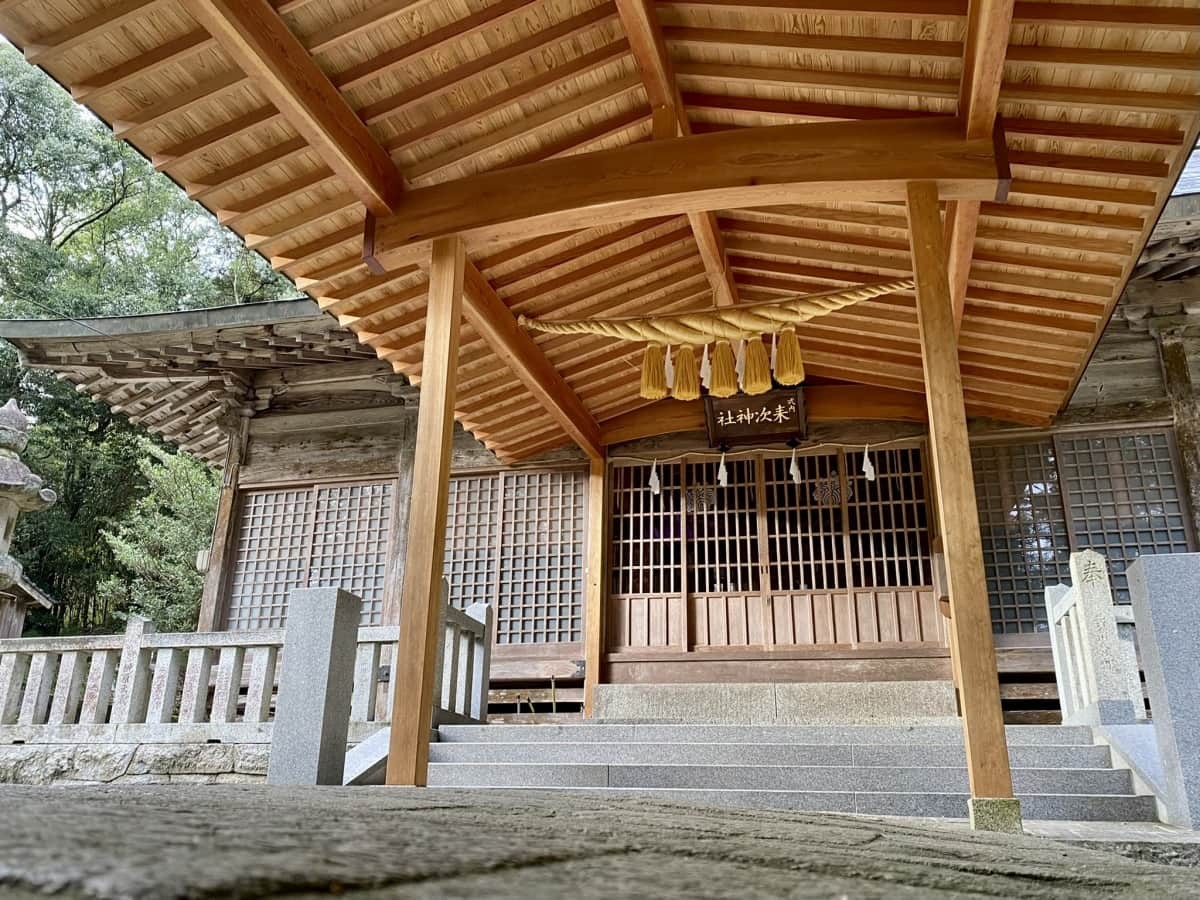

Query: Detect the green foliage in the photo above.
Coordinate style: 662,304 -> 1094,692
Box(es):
0,43 -> 299,633
97,439 -> 218,633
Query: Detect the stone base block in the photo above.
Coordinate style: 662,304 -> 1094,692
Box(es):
593,681 -> 958,725
968,798 -> 1024,834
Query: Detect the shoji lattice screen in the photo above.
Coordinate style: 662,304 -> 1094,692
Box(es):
308,482 -> 393,625
972,440 -> 1071,634
225,481 -> 393,630
846,446 -> 932,589
610,462 -> 683,597
443,474 -> 499,610
226,488 -> 314,629
762,452 -> 846,592
497,470 -> 587,643
1057,431 -> 1192,602
684,457 -> 760,595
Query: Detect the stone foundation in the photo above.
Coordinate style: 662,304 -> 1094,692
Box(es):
0,743 -> 269,785
593,681 -> 959,725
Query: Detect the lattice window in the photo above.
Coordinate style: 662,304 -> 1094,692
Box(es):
1057,431 -> 1192,602
443,474 -> 499,610
226,488 -> 313,630
972,440 -> 1070,634
846,446 -> 932,589
225,482 -> 392,630
612,448 -> 935,600
496,470 -> 587,643
763,452 -> 846,592
610,462 -> 683,596
308,482 -> 393,626
685,457 -> 760,594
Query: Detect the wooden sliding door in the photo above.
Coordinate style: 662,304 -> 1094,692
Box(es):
608,446 -> 943,654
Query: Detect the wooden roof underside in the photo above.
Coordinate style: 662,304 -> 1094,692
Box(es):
1,302 -> 386,463
2,0 -> 1197,463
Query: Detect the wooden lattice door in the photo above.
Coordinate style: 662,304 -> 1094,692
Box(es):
608,446 -> 942,653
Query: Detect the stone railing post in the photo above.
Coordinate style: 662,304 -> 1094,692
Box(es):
465,601 -> 493,722
268,587 -> 361,786
1043,583 -> 1080,722
1127,553 -> 1200,828
110,616 -> 156,725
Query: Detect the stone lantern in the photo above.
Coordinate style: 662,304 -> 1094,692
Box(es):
0,399 -> 56,591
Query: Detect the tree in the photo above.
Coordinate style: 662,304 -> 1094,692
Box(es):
0,43 -> 298,633
96,439 -> 218,632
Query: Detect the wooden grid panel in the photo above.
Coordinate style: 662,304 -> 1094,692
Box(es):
971,439 -> 1071,634
845,446 -> 932,590
609,462 -> 683,597
762,452 -> 846,592
443,474 -> 500,610
308,482 -> 394,625
1057,431 -> 1193,603
496,470 -> 587,644
684,457 -> 759,595
226,488 -> 314,630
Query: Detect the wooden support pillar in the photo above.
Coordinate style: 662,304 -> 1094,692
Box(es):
583,455 -> 607,717
905,181 -> 1019,828
1156,329 -> 1200,542
197,415 -> 249,632
386,235 -> 465,786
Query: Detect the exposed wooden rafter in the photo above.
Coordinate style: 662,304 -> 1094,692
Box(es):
615,0 -> 739,307
462,263 -> 603,460
189,0 -> 404,216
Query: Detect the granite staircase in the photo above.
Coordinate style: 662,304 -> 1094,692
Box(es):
426,723 -> 1159,821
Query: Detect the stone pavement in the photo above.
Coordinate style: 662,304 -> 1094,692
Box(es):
1,785 -> 1198,899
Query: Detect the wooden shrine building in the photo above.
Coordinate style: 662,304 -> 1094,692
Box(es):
1,0 -> 1198,818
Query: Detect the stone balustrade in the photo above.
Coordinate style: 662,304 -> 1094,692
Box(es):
1043,550 -> 1143,727
0,592 -> 491,749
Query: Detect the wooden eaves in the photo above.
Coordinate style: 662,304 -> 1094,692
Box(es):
0,0 -> 1195,461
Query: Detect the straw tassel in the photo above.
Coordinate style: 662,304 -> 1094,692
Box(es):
709,340 -> 738,398
743,337 -> 772,395
774,327 -> 806,385
640,343 -> 668,400
672,344 -> 700,401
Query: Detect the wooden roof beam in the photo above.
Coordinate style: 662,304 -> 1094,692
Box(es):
364,116 -> 1009,272
462,263 -> 603,461
189,0 -> 403,216
616,0 -> 738,307
946,0 -> 1015,330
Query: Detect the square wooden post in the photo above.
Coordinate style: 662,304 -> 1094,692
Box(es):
197,415 -> 249,632
583,455 -> 607,716
905,181 -> 1021,832
386,235 -> 465,786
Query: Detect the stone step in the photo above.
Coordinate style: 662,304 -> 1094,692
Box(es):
426,786 -> 1159,822
426,763 -> 1134,795
428,741 -> 1114,769
437,724 -> 1099,746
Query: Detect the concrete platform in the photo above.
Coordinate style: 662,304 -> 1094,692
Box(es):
0,785 -> 1198,898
